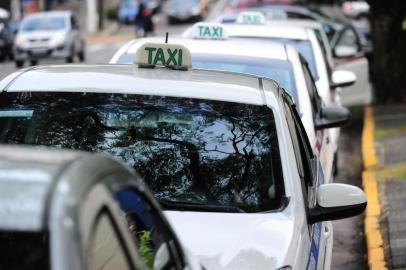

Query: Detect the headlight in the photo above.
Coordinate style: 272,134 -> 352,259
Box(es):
50,33 -> 65,47
15,35 -> 27,46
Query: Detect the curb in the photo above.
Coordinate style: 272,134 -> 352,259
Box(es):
362,106 -> 387,269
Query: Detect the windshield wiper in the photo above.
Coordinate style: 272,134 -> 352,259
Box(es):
159,199 -> 246,213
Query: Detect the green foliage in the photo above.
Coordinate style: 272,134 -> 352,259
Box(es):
139,230 -> 154,269
106,6 -> 118,21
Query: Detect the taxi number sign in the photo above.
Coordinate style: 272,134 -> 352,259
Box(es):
135,43 -> 192,69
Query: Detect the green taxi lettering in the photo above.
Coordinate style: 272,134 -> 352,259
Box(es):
243,15 -> 261,24
144,47 -> 183,66
198,26 -> 223,38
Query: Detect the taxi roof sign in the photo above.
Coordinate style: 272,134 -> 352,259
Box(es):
188,22 -> 228,40
236,11 -> 266,25
134,42 -> 192,70
267,9 -> 287,20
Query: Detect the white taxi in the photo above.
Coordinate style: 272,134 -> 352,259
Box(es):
0,43 -> 366,270
110,23 -> 351,185
204,12 -> 357,179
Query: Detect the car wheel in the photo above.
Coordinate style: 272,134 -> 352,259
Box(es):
66,54 -> 74,63
15,60 -> 24,68
30,60 -> 38,66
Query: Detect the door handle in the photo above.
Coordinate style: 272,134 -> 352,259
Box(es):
326,136 -> 330,144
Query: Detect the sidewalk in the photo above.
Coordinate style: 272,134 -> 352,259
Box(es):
362,105 -> 406,269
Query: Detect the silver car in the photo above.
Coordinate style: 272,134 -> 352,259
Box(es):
0,145 -> 202,270
13,11 -> 85,68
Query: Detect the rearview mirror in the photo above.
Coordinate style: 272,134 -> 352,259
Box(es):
334,45 -> 358,58
315,106 -> 351,130
309,183 -> 367,224
331,70 -> 356,89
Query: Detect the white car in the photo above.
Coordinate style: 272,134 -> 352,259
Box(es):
0,43 -> 367,270
251,18 -> 373,107
197,15 -> 355,180
110,23 -> 351,185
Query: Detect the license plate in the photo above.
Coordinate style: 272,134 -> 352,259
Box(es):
31,48 -> 48,55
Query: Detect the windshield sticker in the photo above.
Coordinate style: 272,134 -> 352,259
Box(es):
0,110 -> 33,118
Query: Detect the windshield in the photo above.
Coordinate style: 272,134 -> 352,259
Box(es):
0,93 -> 285,213
236,37 -> 319,80
192,54 -> 298,103
21,16 -> 66,31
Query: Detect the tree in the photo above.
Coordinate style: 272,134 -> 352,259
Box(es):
367,0 -> 406,103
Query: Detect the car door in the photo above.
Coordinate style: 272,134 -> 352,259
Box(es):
283,98 -> 331,270
290,104 -> 333,270
333,27 -> 372,106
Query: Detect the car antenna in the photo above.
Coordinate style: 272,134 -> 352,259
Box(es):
165,32 -> 169,44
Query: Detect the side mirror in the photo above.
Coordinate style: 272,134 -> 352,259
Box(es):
334,45 -> 358,58
331,70 -> 356,89
315,106 -> 351,130
308,183 -> 367,224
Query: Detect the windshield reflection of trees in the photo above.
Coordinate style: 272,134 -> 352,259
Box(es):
0,93 -> 284,212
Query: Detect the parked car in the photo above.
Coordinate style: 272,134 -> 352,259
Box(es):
0,145 -> 203,270
166,0 -> 207,24
0,42 -> 367,269
13,11 -> 85,67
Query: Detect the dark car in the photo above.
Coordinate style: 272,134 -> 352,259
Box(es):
0,145 -> 201,270
0,19 -> 19,61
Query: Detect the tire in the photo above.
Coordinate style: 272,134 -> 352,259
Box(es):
30,60 -> 38,66
15,60 -> 24,68
66,54 -> 74,63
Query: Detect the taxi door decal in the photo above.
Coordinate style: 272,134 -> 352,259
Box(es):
306,222 -> 322,270
306,159 -> 325,270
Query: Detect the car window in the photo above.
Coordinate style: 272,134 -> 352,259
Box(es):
0,231 -> 50,270
283,98 -> 314,198
193,54 -> 298,102
337,28 -> 359,52
258,37 -> 319,81
21,16 -> 66,31
116,188 -> 183,270
299,55 -> 322,117
0,93 -> 285,213
89,211 -> 134,270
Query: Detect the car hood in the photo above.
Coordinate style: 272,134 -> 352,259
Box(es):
19,30 -> 65,40
165,211 -> 294,270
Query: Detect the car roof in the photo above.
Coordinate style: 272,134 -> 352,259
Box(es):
0,145 -> 86,232
265,19 -> 324,30
225,23 -> 308,40
0,64 -> 279,106
123,37 -> 288,61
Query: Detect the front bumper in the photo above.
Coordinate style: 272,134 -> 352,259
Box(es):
13,44 -> 71,61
